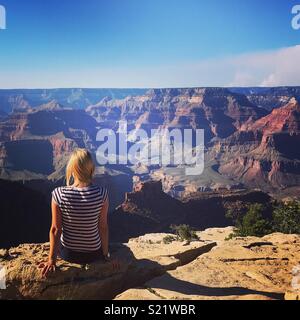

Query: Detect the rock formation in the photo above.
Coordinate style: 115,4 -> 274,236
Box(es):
0,106 -> 98,179
0,89 -> 147,113
0,228 -> 299,300
211,98 -> 300,192
116,229 -> 300,300
231,86 -> 300,111
87,87 -> 266,141
109,180 -> 273,243
1,87 -> 300,197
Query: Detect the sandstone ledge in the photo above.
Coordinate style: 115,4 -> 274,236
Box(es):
0,233 -> 216,300
0,228 -> 299,300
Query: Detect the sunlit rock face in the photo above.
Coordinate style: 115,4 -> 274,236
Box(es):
213,98 -> 300,191
1,228 -> 299,300
87,87 -> 266,141
1,88 -> 300,199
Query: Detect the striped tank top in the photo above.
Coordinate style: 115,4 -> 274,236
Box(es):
52,185 -> 108,252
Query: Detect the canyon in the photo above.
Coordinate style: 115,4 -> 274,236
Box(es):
0,87 -> 300,198
0,179 -> 272,248
208,97 -> 300,193
0,87 -> 299,301
0,86 -> 300,248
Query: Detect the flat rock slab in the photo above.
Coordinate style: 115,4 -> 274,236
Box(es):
0,235 -> 215,300
116,232 -> 300,300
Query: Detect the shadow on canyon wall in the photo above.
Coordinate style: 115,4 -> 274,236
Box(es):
0,173 -> 133,249
0,178 -> 273,249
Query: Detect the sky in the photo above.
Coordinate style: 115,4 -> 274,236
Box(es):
0,0 -> 299,88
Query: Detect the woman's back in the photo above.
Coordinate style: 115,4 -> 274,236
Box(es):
41,149 -> 115,277
52,185 -> 108,252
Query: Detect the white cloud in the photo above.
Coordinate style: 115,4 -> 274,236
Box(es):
227,45 -> 300,87
0,45 -> 300,88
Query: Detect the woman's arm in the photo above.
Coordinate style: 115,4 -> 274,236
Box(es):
99,197 -> 109,257
41,199 -> 62,278
98,197 -> 120,270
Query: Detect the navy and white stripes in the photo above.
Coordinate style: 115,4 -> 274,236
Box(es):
52,185 -> 108,252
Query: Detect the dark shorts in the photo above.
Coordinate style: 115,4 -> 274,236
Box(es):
59,243 -> 104,264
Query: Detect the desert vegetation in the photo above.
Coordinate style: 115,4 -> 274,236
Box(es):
226,201 -> 300,238
163,224 -> 199,244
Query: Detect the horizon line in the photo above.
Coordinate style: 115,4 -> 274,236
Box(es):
0,85 -> 300,91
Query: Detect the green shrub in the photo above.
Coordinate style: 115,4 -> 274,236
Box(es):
225,232 -> 237,241
272,201 -> 300,234
162,235 -> 177,244
230,203 -> 272,237
170,224 -> 199,243
226,200 -> 300,238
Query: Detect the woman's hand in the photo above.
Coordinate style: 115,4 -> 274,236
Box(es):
40,200 -> 62,279
39,259 -> 56,278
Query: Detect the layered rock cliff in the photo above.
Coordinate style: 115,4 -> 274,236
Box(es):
109,180 -> 273,243
1,88 -> 300,200
231,86 -> 300,111
1,228 -> 299,300
210,98 -> 300,192
0,89 -> 147,113
0,103 -> 98,179
87,87 -> 266,141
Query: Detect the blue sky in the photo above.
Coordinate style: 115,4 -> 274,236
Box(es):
0,0 -> 299,88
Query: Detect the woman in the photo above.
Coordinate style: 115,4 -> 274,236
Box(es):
41,148 -> 119,277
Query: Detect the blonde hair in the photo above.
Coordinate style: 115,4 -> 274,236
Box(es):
66,149 -> 95,186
